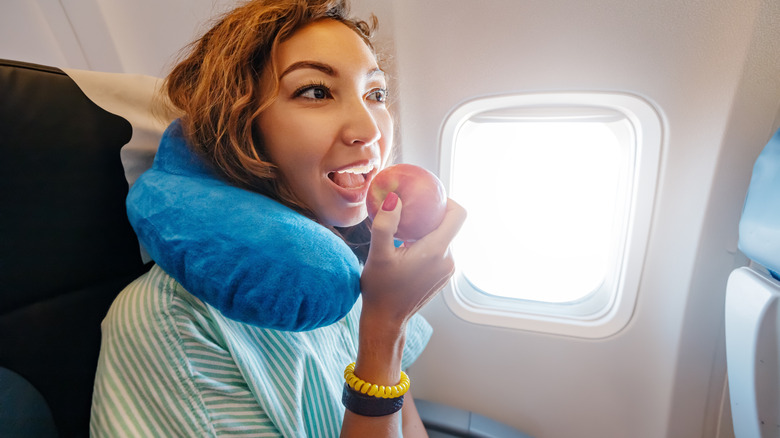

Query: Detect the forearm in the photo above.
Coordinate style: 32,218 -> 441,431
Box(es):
401,393 -> 428,437
340,313 -> 408,437
354,311 -> 407,385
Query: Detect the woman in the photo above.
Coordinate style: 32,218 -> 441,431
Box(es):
90,0 -> 466,436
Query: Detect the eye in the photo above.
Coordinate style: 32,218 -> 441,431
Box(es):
366,88 -> 388,103
294,83 -> 332,100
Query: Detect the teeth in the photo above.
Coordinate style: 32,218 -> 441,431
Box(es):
337,164 -> 373,174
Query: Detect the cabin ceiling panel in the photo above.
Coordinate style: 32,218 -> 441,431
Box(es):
0,0 -> 77,68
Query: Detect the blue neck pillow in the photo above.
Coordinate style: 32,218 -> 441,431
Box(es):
126,120 -> 362,331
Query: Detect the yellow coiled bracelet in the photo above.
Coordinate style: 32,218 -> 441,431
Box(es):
343,362 -> 410,399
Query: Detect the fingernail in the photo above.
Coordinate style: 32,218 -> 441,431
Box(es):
382,192 -> 399,211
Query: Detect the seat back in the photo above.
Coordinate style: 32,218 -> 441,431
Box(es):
0,59 -> 149,437
726,127 -> 780,438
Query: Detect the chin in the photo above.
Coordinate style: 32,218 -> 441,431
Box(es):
325,208 -> 368,229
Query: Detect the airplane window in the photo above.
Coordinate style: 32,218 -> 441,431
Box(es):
439,93 -> 662,338
453,118 -> 627,303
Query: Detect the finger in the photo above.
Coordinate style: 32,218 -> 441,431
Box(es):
369,192 -> 403,254
415,198 -> 467,249
412,255 -> 457,311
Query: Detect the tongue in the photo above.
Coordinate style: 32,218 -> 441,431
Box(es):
332,172 -> 365,189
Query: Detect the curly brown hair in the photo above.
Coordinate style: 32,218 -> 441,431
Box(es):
164,0 -> 379,260
165,0 -> 378,218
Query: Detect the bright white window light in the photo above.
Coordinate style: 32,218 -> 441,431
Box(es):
439,93 -> 662,338
454,119 -> 626,303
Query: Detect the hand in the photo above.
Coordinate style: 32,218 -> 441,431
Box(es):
342,196 -> 465,436
360,195 -> 467,325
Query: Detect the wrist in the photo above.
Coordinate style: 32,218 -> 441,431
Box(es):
355,314 -> 407,386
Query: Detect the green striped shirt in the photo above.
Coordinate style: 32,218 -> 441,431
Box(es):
90,264 -> 432,437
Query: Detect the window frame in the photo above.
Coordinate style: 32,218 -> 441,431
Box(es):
439,92 -> 663,339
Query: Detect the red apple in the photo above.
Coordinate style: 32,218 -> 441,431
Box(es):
366,163 -> 447,242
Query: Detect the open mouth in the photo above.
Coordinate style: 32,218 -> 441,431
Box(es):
328,164 -> 375,190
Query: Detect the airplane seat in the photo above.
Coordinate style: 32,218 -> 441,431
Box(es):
0,367 -> 57,437
725,127 -> 780,438
0,59 -> 150,437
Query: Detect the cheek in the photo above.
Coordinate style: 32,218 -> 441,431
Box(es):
256,115 -> 282,163
378,113 -> 395,164
261,115 -> 321,172
274,144 -> 322,190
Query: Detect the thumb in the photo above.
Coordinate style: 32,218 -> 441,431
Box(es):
370,192 -> 402,254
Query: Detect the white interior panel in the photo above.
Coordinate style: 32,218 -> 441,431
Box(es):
389,1 -> 780,437
0,0 -> 76,68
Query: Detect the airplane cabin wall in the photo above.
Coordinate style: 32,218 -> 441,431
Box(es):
387,1 -> 780,437
0,0 -> 233,76
2,1 -> 780,437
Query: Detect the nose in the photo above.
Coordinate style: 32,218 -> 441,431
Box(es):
341,99 -> 382,147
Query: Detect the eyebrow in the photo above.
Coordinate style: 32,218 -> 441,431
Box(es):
280,61 -> 335,79
279,60 -> 385,80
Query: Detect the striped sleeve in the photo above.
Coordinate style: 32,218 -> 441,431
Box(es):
90,265 -> 281,437
205,295 -> 432,437
90,265 -> 433,437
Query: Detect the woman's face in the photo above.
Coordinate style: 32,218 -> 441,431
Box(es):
258,19 -> 393,227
